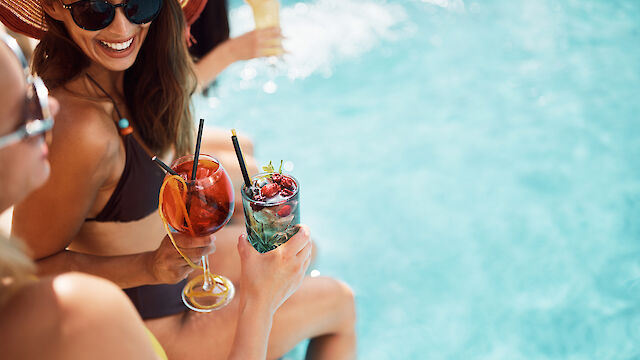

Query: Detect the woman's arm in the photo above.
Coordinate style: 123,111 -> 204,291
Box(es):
228,228 -> 313,360
13,102 -> 113,258
193,27 -> 283,89
12,102 -> 213,287
228,297 -> 275,360
35,234 -> 214,288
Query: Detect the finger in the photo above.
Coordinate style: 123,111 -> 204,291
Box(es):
282,225 -> 310,257
261,32 -> 283,41
181,266 -> 196,278
174,234 -> 215,249
181,261 -> 196,271
258,26 -> 282,36
176,252 -> 200,266
302,252 -> 312,273
237,233 -> 257,257
262,38 -> 282,47
296,237 -> 313,259
204,243 -> 216,255
180,246 -> 214,262
259,47 -> 284,58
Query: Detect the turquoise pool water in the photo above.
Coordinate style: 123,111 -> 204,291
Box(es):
195,0 -> 640,358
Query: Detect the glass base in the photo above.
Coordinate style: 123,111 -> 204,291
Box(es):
182,273 -> 235,312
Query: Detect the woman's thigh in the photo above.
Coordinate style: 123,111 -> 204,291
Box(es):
148,276 -> 354,360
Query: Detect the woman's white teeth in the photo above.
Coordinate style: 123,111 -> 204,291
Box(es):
100,38 -> 133,51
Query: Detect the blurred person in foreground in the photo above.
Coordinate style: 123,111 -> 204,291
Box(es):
0,33 -> 165,360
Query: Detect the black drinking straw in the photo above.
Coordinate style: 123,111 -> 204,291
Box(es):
151,156 -> 178,176
185,119 -> 206,216
191,119 -> 206,182
231,129 -> 252,189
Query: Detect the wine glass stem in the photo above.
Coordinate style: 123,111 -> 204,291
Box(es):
202,255 -> 212,291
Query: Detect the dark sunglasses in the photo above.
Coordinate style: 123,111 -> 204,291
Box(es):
0,35 -> 54,150
62,0 -> 163,31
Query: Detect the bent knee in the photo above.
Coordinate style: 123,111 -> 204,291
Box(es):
335,279 -> 356,326
315,277 -> 356,328
235,132 -> 255,155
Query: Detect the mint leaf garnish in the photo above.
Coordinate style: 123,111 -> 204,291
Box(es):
262,161 -> 275,173
262,160 -> 285,174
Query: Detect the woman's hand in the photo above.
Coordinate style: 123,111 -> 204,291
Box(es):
225,27 -> 284,61
147,233 -> 216,284
237,225 -> 312,314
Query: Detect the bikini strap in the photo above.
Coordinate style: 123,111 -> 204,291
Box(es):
118,118 -> 134,136
85,74 -> 133,136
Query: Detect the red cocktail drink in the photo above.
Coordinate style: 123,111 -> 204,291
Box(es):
158,154 -> 235,312
161,155 -> 234,236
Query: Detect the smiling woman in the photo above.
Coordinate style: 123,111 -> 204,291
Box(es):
31,0 -> 195,156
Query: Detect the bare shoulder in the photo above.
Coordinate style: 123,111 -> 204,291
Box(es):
0,273 -> 158,360
49,87 -> 120,160
12,88 -> 121,247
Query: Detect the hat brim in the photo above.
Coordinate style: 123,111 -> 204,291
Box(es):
0,0 -> 207,40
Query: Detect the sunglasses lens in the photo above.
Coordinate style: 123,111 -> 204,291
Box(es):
71,1 -> 114,31
25,79 -> 54,141
126,0 -> 163,24
26,88 -> 44,122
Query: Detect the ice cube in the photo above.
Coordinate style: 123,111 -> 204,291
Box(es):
253,208 -> 278,225
271,214 -> 295,232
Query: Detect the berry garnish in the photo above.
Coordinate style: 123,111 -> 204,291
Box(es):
272,173 -> 283,183
277,205 -> 292,217
260,183 -> 280,198
280,176 -> 295,190
251,203 -> 264,212
280,188 -> 294,197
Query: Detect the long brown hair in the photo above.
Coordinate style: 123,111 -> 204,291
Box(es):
188,0 -> 229,60
32,0 -> 195,155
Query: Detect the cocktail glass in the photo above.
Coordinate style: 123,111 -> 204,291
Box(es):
246,0 -> 283,92
246,0 -> 282,56
241,172 -> 300,253
159,154 -> 235,312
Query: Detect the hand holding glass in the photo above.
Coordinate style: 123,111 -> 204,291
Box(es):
159,154 -> 235,312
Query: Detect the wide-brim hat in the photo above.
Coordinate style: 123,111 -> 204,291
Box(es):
0,0 -> 208,39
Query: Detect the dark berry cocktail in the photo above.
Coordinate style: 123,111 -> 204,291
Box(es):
241,172 -> 300,253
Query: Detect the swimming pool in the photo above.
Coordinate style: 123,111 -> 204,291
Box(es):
195,0 -> 640,358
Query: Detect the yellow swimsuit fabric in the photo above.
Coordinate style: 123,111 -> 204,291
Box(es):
145,328 -> 168,360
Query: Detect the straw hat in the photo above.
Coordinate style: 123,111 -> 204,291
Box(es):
0,0 -> 208,39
